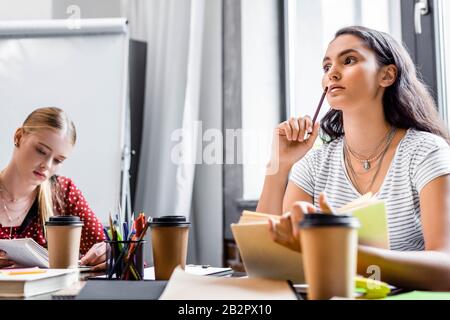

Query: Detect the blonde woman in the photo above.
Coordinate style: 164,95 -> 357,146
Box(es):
0,107 -> 106,270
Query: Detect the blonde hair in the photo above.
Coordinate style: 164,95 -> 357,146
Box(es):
21,107 -> 76,229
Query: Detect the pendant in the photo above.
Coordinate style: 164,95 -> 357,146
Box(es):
363,160 -> 370,171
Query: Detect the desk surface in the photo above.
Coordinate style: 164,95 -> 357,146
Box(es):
0,270 -> 243,300
1,271 -> 418,300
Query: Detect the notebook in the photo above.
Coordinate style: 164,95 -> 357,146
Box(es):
336,193 -> 390,249
383,290 -> 450,300
159,267 -> 298,300
231,194 -> 389,284
0,268 -> 79,298
89,265 -> 233,280
231,211 -> 305,284
143,265 -> 233,279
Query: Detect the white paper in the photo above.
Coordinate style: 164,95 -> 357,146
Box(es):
0,238 -> 49,268
159,267 -> 298,300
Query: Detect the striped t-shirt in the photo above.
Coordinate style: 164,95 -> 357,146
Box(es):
290,128 -> 450,251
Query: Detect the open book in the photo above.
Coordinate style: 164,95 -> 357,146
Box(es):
0,238 -> 49,268
231,193 -> 389,284
159,266 -> 298,300
335,192 -> 389,249
0,238 -> 95,271
231,211 -> 305,283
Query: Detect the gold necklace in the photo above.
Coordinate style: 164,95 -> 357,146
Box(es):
0,173 -> 36,205
1,197 -> 35,239
0,173 -> 37,238
0,187 -> 35,219
1,196 -> 35,239
1,198 -> 29,222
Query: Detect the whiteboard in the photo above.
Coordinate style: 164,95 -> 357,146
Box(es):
0,18 -> 129,223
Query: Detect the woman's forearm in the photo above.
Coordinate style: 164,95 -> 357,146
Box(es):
256,163 -> 291,216
357,245 -> 450,291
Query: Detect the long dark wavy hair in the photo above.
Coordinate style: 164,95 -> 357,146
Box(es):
320,26 -> 450,144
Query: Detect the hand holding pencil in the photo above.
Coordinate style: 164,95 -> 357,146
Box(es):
270,87 -> 328,169
276,86 -> 328,138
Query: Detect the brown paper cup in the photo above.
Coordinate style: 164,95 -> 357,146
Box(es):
150,216 -> 190,280
46,216 -> 84,269
299,213 -> 359,300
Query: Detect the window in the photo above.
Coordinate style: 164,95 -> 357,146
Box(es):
285,0 -> 401,119
223,0 -> 448,265
435,0 -> 450,127
239,0 -> 403,201
241,0 -> 282,200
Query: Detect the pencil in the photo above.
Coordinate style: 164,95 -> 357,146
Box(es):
311,86 -> 329,127
3,269 -> 47,276
277,86 -> 328,137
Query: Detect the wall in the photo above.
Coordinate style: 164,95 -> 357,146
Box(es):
52,0 -> 121,19
0,0 -> 122,21
0,0 -> 52,20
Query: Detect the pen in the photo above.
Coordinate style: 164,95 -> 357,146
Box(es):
103,227 -> 111,241
127,230 -> 136,241
123,222 -> 128,241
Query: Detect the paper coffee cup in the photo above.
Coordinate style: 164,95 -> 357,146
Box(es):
45,216 -> 84,269
299,213 -> 359,300
149,215 -> 190,280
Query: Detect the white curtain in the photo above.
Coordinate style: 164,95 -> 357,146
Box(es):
123,0 -> 222,266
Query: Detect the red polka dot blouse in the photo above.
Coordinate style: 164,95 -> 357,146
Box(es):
0,176 -> 105,255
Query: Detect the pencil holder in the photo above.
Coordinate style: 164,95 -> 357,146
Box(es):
105,240 -> 146,280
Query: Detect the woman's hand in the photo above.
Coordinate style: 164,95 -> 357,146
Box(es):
268,192 -> 332,252
79,242 -> 107,271
318,193 -> 336,214
0,250 -> 15,268
269,117 -> 320,171
268,201 -> 317,252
